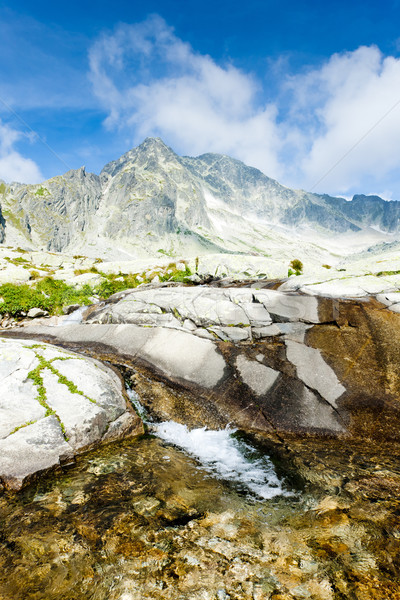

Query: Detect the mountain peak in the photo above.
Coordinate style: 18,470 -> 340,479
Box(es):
137,137 -> 176,156
141,136 -> 168,147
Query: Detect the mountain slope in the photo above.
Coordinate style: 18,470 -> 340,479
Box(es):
0,137 -> 399,261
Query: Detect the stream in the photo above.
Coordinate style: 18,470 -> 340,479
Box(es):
0,388 -> 400,599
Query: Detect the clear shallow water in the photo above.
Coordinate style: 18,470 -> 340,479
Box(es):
0,390 -> 399,599
154,421 -> 285,499
0,433 -> 400,599
127,387 -> 287,500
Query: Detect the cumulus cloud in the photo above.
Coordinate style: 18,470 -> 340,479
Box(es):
88,16 -> 283,179
0,121 -> 43,183
89,17 -> 400,197
287,46 -> 400,193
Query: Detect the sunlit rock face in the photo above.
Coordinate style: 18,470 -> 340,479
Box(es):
9,286 -> 400,445
1,137 -> 400,260
0,338 -> 143,490
0,167 -> 102,252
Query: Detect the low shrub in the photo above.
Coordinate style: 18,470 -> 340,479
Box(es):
0,278 -> 94,318
96,273 -> 139,298
288,259 -> 303,277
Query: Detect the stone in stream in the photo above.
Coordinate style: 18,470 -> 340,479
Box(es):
0,338 -> 143,491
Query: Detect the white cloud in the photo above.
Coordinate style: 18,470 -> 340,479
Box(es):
0,121 -> 43,183
88,16 -> 283,179
287,46 -> 400,194
89,18 -> 400,197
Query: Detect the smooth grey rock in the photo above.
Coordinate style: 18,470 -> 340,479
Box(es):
227,289 -> 254,304
254,290 -> 319,323
113,312 -> 181,328
62,304 -> 81,315
118,299 -> 163,314
241,301 -> 271,326
235,355 -> 280,396
295,387 -> 345,433
215,300 -> 250,326
194,328 -> 216,340
0,337 -> 142,489
53,358 -> 126,421
24,324 -> 227,389
0,383 -> 46,439
136,327 -> 227,388
41,369 -> 109,450
276,322 -> 312,343
0,340 -> 44,437
209,326 -> 250,342
191,296 -> 220,325
183,318 -> 197,331
102,411 -> 140,440
376,292 -> 400,305
0,267 -> 31,284
0,416 -> 73,490
252,324 -> 282,338
27,307 -> 48,318
285,340 -> 346,407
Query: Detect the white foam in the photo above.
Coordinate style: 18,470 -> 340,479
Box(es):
61,305 -> 88,325
154,421 -> 287,499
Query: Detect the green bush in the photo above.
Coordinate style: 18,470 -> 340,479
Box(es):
96,273 -> 138,298
288,259 -> 303,277
0,278 -> 94,317
160,262 -> 192,283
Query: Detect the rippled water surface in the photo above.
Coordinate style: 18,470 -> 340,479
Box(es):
1,429 -> 400,599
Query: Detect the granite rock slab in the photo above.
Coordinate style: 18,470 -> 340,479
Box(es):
0,338 -> 143,490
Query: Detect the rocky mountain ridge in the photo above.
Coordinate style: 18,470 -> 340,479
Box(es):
0,137 -> 399,261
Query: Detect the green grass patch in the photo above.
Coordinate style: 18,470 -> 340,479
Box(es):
376,269 -> 400,277
27,364 -> 51,414
35,186 -> 50,197
159,262 -> 192,283
96,272 -> 139,297
27,351 -> 99,440
0,261 -> 194,318
11,256 -> 29,264
9,420 -> 37,435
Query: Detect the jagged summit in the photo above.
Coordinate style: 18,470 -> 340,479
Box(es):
101,137 -> 177,179
0,138 -> 399,260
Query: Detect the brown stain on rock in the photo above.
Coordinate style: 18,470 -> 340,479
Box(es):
307,299 -> 400,441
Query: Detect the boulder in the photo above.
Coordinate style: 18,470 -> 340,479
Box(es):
0,266 -> 31,285
62,303 -> 81,315
27,307 -> 48,318
0,338 -> 143,490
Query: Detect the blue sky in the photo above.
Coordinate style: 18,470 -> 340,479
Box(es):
1,0 -> 400,198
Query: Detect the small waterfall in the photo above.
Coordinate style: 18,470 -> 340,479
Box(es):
61,305 -> 88,325
126,387 -> 287,499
